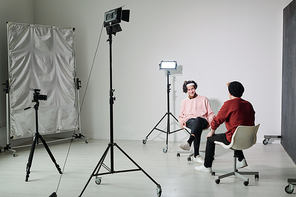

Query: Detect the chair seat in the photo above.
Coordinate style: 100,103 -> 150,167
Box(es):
214,141 -> 231,149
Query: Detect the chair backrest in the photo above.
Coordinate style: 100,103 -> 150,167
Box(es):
230,124 -> 260,150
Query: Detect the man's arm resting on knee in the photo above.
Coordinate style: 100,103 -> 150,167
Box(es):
207,129 -> 215,138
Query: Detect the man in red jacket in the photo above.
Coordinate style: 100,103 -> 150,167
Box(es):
194,81 -> 255,173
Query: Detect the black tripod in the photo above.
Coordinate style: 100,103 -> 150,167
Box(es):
79,26 -> 162,197
25,89 -> 62,182
142,70 -> 190,153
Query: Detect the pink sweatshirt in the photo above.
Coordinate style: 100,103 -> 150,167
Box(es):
178,95 -> 215,127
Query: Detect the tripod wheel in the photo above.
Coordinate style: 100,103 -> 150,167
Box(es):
95,177 -> 102,185
163,147 -> 168,153
285,184 -> 295,194
263,138 -> 269,145
156,184 -> 162,197
142,138 -> 147,144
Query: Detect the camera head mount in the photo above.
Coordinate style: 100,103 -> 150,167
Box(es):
32,89 -> 47,103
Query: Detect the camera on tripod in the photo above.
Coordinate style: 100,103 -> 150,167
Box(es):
32,89 -> 47,102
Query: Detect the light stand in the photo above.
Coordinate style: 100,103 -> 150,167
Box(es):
79,8 -> 162,197
2,80 -> 16,156
72,78 -> 88,143
25,89 -> 62,182
142,64 -> 190,153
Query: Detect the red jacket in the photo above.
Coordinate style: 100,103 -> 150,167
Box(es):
211,97 -> 255,142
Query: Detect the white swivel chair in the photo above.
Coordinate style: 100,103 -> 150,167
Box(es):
212,124 -> 260,186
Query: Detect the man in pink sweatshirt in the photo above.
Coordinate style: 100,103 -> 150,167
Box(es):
178,80 -> 215,163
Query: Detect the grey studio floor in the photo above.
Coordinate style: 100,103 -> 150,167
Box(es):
0,138 -> 295,197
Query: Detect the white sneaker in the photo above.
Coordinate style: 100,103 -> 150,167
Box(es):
178,142 -> 191,151
194,165 -> 212,173
236,158 -> 248,169
193,155 -> 204,164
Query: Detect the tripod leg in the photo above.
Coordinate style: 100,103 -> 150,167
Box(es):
170,112 -> 190,134
170,112 -> 179,121
165,112 -> 170,153
38,134 -> 62,174
79,144 -> 112,197
26,135 -> 37,182
114,143 -> 161,186
143,113 -> 168,144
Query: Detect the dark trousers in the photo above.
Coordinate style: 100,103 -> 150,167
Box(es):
186,117 -> 208,157
204,133 -> 245,168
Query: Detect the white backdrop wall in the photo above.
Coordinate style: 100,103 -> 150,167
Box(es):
33,0 -> 291,143
0,0 -> 291,145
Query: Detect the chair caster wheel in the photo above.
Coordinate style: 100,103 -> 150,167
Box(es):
215,179 -> 220,184
176,153 -> 180,157
243,181 -> 249,186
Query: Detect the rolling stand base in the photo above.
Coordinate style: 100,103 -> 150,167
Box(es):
72,133 -> 89,144
2,144 -> 16,157
262,135 -> 281,145
285,179 -> 296,194
79,142 -> 162,197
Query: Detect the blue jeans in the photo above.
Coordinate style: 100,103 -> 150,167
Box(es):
186,117 -> 209,157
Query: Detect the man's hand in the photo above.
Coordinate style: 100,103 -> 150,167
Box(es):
181,122 -> 186,129
207,129 -> 215,138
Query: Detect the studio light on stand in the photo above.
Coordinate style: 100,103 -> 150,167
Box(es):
104,7 -> 130,35
142,61 -> 190,153
79,7 -> 162,197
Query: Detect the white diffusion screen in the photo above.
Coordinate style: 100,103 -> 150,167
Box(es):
7,22 -> 78,139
